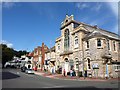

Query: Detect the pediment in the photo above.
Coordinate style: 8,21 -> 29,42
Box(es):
61,14 -> 74,27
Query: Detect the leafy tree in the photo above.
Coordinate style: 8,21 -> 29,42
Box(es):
2,44 -> 15,67
1,44 -> 29,68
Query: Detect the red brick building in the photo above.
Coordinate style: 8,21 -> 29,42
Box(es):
32,43 -> 48,71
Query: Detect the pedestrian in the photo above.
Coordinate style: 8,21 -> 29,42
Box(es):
52,68 -> 54,74
70,69 -> 73,77
63,69 -> 66,76
73,69 -> 76,76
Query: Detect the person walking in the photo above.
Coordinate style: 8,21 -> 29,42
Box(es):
70,69 -> 73,77
63,69 -> 66,76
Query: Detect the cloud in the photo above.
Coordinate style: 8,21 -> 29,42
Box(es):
1,0 -> 20,9
75,2 -> 89,10
2,2 -> 15,8
0,0 -> 19,2
92,3 -> 102,11
107,2 -> 118,17
0,40 -> 13,48
75,2 -> 103,12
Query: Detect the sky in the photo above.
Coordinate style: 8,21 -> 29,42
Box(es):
1,1 -> 118,52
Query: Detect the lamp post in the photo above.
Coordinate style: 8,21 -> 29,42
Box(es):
39,54 -> 42,71
83,59 -> 85,79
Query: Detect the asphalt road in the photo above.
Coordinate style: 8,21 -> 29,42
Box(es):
1,68 -> 119,89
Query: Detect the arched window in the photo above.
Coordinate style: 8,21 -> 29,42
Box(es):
74,36 -> 78,48
113,41 -> 116,51
75,58 -> 79,70
107,39 -> 110,50
88,58 -> 91,69
64,29 -> 69,51
65,58 -> 69,62
97,39 -> 101,47
119,41 -> 120,50
58,43 -> 60,50
86,40 -> 89,48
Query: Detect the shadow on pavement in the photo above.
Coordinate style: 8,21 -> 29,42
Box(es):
2,71 -> 20,80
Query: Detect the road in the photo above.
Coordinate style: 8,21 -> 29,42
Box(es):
1,68 -> 119,89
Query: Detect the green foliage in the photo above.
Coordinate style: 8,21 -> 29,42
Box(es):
1,44 -> 29,67
1,44 -> 15,66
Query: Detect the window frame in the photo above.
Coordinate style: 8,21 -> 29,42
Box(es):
74,35 -> 79,48
119,42 -> 120,50
86,40 -> 89,49
107,39 -> 110,50
75,58 -> 79,70
64,29 -> 70,51
87,58 -> 91,69
58,43 -> 60,50
97,38 -> 101,47
113,41 -> 116,51
114,65 -> 120,71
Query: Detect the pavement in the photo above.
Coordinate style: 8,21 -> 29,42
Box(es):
34,70 -> 120,82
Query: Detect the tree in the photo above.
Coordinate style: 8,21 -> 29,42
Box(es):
1,44 -> 29,68
2,44 -> 15,67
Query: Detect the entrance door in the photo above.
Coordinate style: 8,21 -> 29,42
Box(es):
64,58 -> 69,74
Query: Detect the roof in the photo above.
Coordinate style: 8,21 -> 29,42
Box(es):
60,15 -> 119,38
83,31 -> 120,41
45,46 -> 55,53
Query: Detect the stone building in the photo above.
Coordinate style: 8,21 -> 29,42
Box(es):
55,14 -> 120,78
45,46 -> 56,73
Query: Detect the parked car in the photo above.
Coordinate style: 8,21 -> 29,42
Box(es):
25,69 -> 34,74
21,66 -> 27,72
4,62 -> 11,68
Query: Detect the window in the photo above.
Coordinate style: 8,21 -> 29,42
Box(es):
74,23 -> 79,28
75,39 -> 78,44
113,41 -> 116,51
65,19 -> 68,23
88,58 -> 91,69
58,44 -> 60,50
118,42 -> 120,50
97,39 -> 101,47
114,65 -> 120,71
74,36 -> 78,48
107,39 -> 110,50
75,58 -> 79,70
64,29 -> 69,51
86,41 -> 89,48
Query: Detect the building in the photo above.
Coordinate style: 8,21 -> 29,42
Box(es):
55,14 -> 120,78
45,46 -> 56,73
32,43 -> 48,70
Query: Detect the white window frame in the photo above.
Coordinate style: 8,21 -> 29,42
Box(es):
75,58 -> 79,70
58,43 -> 60,51
74,35 -> 79,48
114,65 -> 120,71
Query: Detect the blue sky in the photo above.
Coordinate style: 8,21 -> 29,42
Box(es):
1,2 -> 118,52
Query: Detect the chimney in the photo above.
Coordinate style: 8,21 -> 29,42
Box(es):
41,43 -> 45,71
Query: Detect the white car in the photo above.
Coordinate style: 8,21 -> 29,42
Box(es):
25,69 -> 34,74
4,62 -> 10,68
